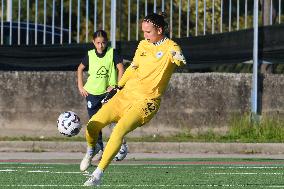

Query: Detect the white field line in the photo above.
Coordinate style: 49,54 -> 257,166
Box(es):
205,166 -> 284,169
1,184 -> 284,188
205,172 -> 284,175
29,171 -> 82,174
2,165 -> 283,170
0,162 -> 73,165
0,169 -> 83,174
0,166 -> 53,169
142,165 -> 284,169
1,162 -> 283,167
0,169 -> 17,172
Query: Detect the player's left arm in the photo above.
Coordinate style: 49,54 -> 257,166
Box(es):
170,44 -> 187,66
107,62 -> 124,92
102,64 -> 136,104
107,51 -> 126,92
101,85 -> 122,104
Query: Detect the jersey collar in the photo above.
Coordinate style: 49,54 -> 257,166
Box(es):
153,37 -> 168,46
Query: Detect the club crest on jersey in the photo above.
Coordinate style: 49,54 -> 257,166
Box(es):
156,51 -> 163,58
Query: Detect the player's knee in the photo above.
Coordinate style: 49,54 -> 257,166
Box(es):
111,128 -> 127,142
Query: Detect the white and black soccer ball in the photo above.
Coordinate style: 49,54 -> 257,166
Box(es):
114,143 -> 128,161
57,111 -> 82,137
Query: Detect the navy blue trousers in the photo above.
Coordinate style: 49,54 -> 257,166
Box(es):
86,93 -> 106,150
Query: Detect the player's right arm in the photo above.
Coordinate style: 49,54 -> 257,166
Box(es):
103,63 -> 136,104
117,65 -> 136,87
77,63 -> 89,97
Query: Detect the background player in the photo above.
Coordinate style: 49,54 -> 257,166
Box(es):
77,30 -> 127,167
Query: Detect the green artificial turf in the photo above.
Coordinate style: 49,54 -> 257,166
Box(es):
1,158 -> 284,189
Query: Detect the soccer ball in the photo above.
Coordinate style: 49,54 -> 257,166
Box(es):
114,143 -> 128,161
57,111 -> 82,137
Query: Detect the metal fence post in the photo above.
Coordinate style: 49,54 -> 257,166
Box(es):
251,0 -> 259,119
86,0 -> 89,43
35,0 -> 38,45
18,0 -> 21,45
136,0 -> 139,41
69,0 -> 72,44
26,0 -> 29,45
111,0 -> 116,48
7,0 -> 12,45
77,0 -> 80,43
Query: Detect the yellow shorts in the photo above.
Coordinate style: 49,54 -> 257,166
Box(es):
86,89 -> 160,170
90,89 -> 161,127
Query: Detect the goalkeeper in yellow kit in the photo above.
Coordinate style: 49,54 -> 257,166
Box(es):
82,12 -> 187,186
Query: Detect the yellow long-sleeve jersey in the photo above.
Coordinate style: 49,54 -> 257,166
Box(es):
86,38 -> 186,171
118,38 -> 186,100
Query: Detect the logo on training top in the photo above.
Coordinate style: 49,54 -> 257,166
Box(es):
140,52 -> 147,56
156,51 -> 163,58
96,66 -> 109,78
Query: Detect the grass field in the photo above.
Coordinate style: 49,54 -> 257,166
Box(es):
1,158 -> 284,188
